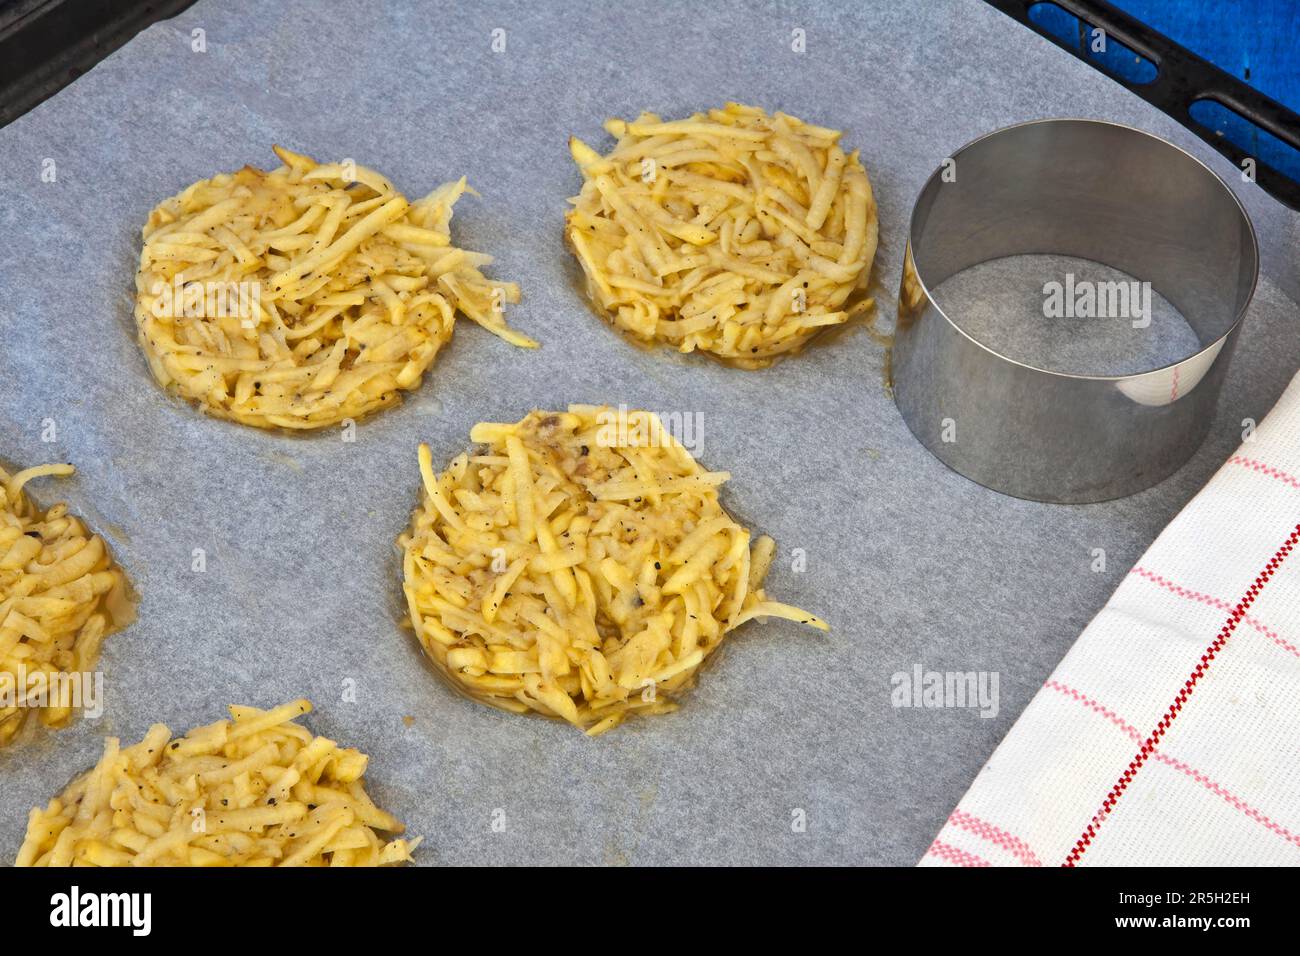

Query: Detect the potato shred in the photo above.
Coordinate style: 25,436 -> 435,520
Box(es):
16,699 -> 418,867
0,463 -> 132,748
134,146 -> 535,430
566,102 -> 877,367
399,405 -> 828,735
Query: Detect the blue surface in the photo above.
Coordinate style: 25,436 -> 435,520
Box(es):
1114,0 -> 1300,110
1026,0 -> 1300,184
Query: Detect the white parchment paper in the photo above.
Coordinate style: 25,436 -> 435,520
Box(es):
0,0 -> 1296,865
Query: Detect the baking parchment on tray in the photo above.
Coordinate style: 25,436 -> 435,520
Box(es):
1,0 -> 1297,866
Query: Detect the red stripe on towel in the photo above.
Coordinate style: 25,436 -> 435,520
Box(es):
1046,680 -> 1300,852
1228,455 -> 1300,490
927,839 -> 991,868
1063,524 -> 1300,867
948,809 -> 1043,866
1131,567 -> 1300,660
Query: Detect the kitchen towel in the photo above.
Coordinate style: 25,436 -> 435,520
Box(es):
921,369 -> 1300,866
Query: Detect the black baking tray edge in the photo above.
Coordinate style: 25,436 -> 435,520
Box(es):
0,0 -> 196,129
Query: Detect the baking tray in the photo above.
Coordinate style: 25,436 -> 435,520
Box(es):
0,0 -> 197,128
0,0 -> 1297,865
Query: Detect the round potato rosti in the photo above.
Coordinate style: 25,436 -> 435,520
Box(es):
565,103 -> 877,368
398,405 -> 828,735
0,462 -> 132,749
134,146 -> 535,430
16,699 -> 418,867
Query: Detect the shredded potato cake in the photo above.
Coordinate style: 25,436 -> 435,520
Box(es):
16,699 -> 418,867
565,102 -> 877,368
0,462 -> 132,748
134,146 -> 535,430
399,405 -> 828,735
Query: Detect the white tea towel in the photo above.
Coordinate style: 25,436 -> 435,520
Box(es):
922,371 -> 1300,867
